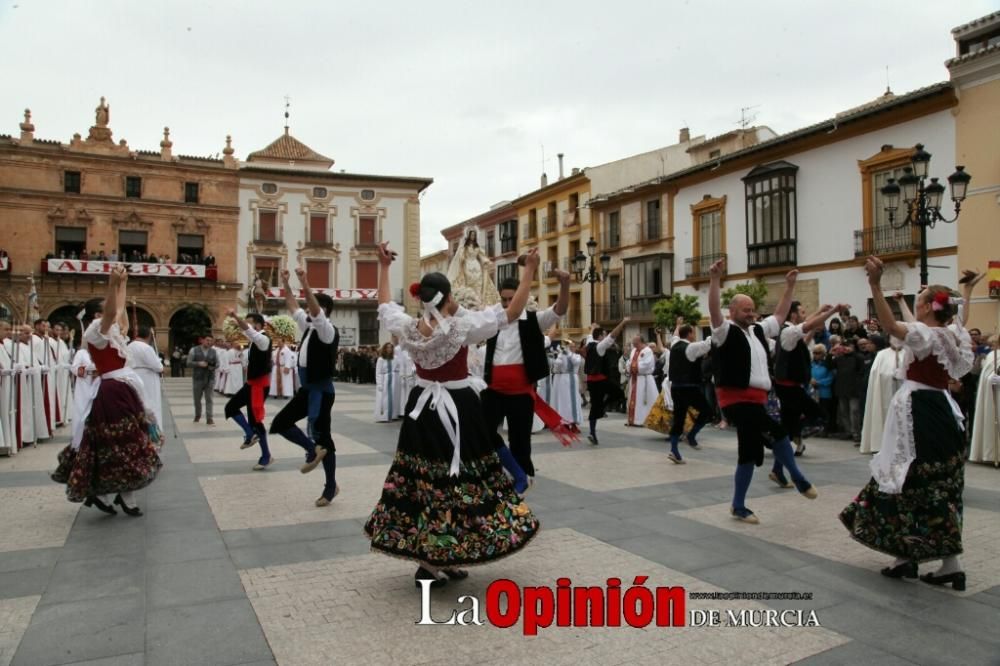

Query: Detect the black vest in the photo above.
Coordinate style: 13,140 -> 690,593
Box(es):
300,323 -> 340,383
668,340 -> 703,385
584,340 -> 613,376
711,323 -> 770,389
246,333 -> 273,380
774,324 -> 810,383
484,311 -> 548,384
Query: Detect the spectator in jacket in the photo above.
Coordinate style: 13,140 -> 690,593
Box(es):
831,338 -> 864,440
810,344 -> 835,434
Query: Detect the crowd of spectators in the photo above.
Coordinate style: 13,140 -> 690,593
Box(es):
45,249 -> 217,265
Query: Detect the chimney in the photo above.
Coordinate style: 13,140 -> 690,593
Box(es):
541,172 -> 548,188
679,127 -> 690,143
557,153 -> 564,180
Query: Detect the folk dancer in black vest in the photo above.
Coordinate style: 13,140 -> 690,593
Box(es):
583,318 -> 630,445
481,271 -> 576,493
365,243 -> 539,588
707,259 -> 817,524
269,268 -> 341,507
770,302 -> 841,488
667,319 -> 713,463
224,310 -> 274,470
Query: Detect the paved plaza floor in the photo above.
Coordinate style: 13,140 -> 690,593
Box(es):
1,378 -> 998,665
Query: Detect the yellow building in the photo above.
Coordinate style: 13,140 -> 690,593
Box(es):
948,10 -> 1000,332
512,170 -> 591,337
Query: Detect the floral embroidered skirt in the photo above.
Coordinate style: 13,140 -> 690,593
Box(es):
644,391 -> 698,435
839,390 -> 965,562
364,385 -> 539,567
52,379 -> 162,502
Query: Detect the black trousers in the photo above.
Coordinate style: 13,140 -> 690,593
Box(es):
669,385 -> 711,437
587,380 -> 609,422
774,383 -> 822,440
224,383 -> 270,426
270,387 -> 336,451
721,402 -> 787,466
481,389 -> 536,477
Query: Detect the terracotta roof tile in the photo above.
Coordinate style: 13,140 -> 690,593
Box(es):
247,131 -> 333,165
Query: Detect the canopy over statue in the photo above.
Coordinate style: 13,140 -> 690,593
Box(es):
446,228 -> 500,308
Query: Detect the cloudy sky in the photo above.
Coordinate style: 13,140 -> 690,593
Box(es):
1,1 -> 994,255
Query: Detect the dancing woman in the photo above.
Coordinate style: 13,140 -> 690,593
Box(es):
840,257 -> 974,589
364,242 -> 540,588
52,266 -> 162,516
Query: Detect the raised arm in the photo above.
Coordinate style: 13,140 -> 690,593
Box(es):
551,268 -> 570,316
772,269 -> 800,324
100,266 -> 126,335
708,258 -> 725,328
866,256 -> 908,340
957,269 -> 984,327
892,292 -> 915,323
503,249 -> 540,323
608,316 -> 629,340
295,267 -> 322,318
802,304 -> 841,334
376,241 -> 395,305
280,269 -> 299,314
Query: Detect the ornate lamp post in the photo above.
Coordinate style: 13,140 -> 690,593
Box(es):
879,144 -> 971,287
573,236 -> 611,326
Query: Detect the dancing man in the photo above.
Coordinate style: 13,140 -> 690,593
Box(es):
583,317 -> 629,445
666,318 -> 713,464
708,259 -> 817,524
269,268 -> 341,506
224,310 -> 274,470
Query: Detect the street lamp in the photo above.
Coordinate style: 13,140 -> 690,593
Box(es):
573,236 -> 611,325
880,143 -> 971,287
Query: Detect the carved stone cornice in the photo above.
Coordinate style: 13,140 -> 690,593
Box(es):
47,206 -> 93,228
111,210 -> 152,230
172,213 -> 210,234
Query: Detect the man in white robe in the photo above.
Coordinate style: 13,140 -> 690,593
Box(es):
374,349 -> 398,422
859,342 -> 906,454
70,346 -> 99,451
32,323 -> 57,433
127,326 -> 163,428
395,343 -> 415,408
551,343 -> 584,426
625,336 -> 657,426
17,325 -> 50,444
52,323 -> 74,426
969,347 -> 999,465
0,320 -> 14,453
279,344 -> 296,398
224,346 -> 245,396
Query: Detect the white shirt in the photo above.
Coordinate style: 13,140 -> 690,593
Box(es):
292,308 -> 337,368
671,337 -> 712,361
242,326 -> 270,351
711,316 -> 780,391
779,323 -> 807,352
492,306 -> 560,366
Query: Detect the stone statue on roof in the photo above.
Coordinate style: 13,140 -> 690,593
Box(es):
95,97 -> 109,128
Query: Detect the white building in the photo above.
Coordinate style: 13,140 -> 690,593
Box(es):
237,128 -> 431,346
590,83 -> 960,340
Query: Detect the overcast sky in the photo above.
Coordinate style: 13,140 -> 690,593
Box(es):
1,1 -> 995,255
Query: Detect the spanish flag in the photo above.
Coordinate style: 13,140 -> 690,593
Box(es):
989,261 -> 1000,298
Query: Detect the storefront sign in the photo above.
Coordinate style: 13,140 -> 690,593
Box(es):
338,328 -> 357,346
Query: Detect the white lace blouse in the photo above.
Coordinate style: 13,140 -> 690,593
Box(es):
899,321 -> 973,381
377,301 -> 508,370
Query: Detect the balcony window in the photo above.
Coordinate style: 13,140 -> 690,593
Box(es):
355,260 -> 378,288
357,216 -> 377,246
857,146 -> 921,256
604,211 -> 621,249
119,230 -> 148,259
254,257 -> 280,284
177,233 -> 204,264
486,231 -> 495,257
64,171 -> 81,194
687,195 -> 727,279
184,182 -> 199,204
743,161 -> 798,269
546,202 -> 557,233
55,226 -> 86,257
125,176 -> 142,199
257,210 -> 278,242
499,220 -> 518,253
643,199 -> 661,241
359,311 -> 379,345
526,209 -> 538,239
309,214 -> 328,244
306,259 -> 330,289
623,255 -> 672,312
497,262 -> 518,284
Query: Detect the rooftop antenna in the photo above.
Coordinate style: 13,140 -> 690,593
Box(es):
885,65 -> 893,94
736,105 -> 759,130
284,95 -> 291,135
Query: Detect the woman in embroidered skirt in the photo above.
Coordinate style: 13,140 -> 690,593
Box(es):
840,257 -> 973,589
52,266 -> 162,516
365,242 -> 540,588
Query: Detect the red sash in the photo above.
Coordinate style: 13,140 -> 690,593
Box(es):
716,386 -> 768,409
247,375 -> 270,423
489,364 -> 579,447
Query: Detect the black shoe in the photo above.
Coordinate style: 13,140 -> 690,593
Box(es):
415,567 -> 446,589
588,435 -> 599,446
84,496 -> 117,516
880,561 -> 918,579
114,494 -> 143,517
920,571 -> 966,591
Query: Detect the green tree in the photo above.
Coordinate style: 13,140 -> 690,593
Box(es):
652,293 -> 702,330
722,279 -> 769,309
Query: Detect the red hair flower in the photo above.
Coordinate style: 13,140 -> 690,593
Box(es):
931,291 -> 949,311
408,282 -> 421,298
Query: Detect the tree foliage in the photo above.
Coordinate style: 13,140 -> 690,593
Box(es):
652,293 -> 702,330
722,279 -> 769,309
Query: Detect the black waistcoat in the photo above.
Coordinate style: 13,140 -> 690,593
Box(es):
484,310 -> 548,384
774,324 -> 810,383
711,323 -> 770,388
300,324 -> 340,383
668,340 -> 703,385
246,333 -> 273,380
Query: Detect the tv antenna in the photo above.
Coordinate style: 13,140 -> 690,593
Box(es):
736,105 -> 759,130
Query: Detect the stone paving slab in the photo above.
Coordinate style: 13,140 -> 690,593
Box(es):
239,528 -> 849,666
199,464 -> 390,531
0,596 -> 39,666
964,463 -> 999,491
533,446 -> 733,492
0,487 -> 79,553
0,440 -> 68,473
674,484 -> 1000,596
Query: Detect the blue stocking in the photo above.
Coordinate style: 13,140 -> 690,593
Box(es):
231,412 -> 253,439
495,444 -> 528,493
771,437 -> 810,491
255,424 -> 271,463
669,435 -> 681,457
281,425 -> 315,456
733,463 -> 755,510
